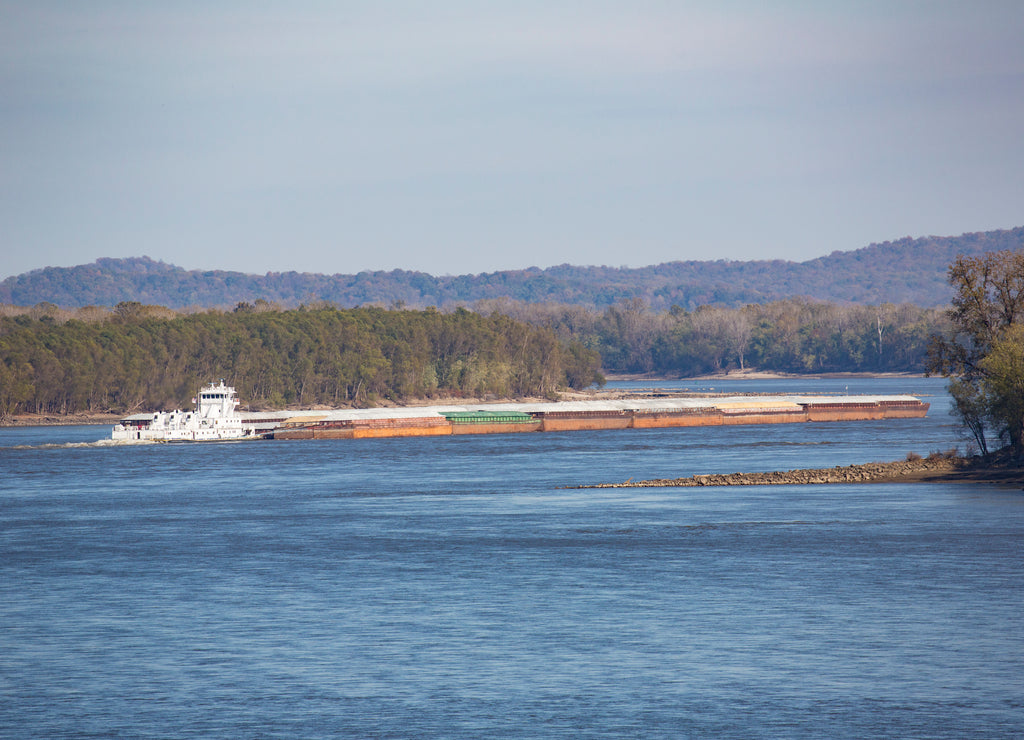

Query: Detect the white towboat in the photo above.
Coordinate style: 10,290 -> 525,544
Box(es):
112,381 -> 260,442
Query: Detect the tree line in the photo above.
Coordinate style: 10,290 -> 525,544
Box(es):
1,296 -> 952,418
0,303 -> 603,417
475,297 -> 949,377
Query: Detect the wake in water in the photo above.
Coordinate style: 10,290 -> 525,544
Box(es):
9,437 -> 261,450
10,438 -> 160,450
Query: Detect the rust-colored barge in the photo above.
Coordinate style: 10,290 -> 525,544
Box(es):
252,395 -> 930,441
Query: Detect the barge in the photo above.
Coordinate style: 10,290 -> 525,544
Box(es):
258,395 -> 930,441
112,383 -> 930,443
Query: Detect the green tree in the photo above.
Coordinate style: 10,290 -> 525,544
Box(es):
977,325 -> 1024,455
927,250 -> 1024,457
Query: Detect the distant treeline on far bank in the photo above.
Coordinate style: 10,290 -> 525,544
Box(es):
0,298 -> 948,417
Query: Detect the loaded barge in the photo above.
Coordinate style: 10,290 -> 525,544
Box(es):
255,394 -> 929,441
113,382 -> 930,442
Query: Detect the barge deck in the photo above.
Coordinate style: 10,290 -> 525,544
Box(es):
241,395 -> 930,441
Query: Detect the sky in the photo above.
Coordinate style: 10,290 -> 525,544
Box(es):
2,1 -> 1023,279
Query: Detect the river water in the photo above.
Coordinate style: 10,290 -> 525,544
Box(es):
1,377 -> 1022,738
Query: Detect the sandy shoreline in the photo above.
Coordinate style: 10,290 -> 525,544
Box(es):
603,370 -> 928,382
1,412 -> 123,427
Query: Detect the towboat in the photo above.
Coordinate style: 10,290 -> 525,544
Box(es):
112,381 -> 260,441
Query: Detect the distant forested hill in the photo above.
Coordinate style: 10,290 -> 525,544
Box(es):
2,227 -> 1021,310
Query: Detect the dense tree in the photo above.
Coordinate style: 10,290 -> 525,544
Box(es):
927,250 -> 1024,456
0,294 -> 952,420
479,297 -> 945,377
0,305 -> 604,418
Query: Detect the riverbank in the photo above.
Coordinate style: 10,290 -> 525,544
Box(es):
603,370 -> 927,382
575,453 -> 1024,488
1,412 -> 122,427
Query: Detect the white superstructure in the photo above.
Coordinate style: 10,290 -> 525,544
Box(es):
112,381 -> 258,441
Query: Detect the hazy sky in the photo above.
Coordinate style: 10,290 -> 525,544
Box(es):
2,1 -> 1022,279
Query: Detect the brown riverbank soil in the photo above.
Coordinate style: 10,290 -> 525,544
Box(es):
2,412 -> 122,427
578,454 -> 1024,488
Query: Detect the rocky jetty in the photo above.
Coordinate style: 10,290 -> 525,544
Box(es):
582,455 -> 972,488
